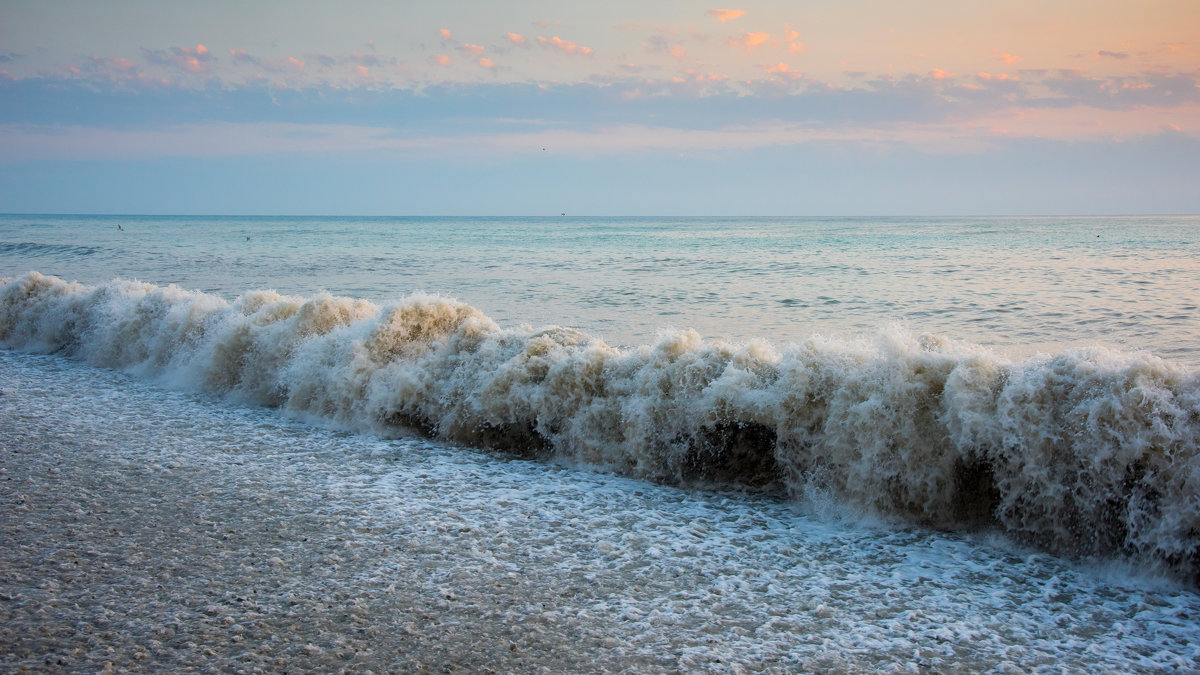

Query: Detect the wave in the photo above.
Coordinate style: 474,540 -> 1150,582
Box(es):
3,271 -> 1198,581
0,242 -> 104,259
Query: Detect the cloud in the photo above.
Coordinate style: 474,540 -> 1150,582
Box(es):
142,44 -> 215,73
708,9 -> 745,22
1097,50 -> 1129,59
537,36 -> 594,56
229,49 -> 259,66
431,54 -> 452,66
478,57 -> 496,70
644,35 -> 669,53
1040,71 -> 1200,109
439,29 -> 452,42
726,32 -> 771,51
460,44 -> 486,56
998,53 -> 1019,65
644,35 -> 688,59
285,57 -> 305,71
785,30 -> 805,54
348,52 -> 383,67
931,69 -> 954,80
506,33 -> 527,46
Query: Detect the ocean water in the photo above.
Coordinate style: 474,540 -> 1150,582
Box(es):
2,214 -> 1200,669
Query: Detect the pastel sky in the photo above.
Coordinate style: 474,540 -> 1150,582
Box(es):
1,0 -> 1198,215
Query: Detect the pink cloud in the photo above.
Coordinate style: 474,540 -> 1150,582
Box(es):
931,69 -> 954,79
431,54 -> 452,66
537,36 -> 594,56
506,33 -> 527,46
439,29 -> 452,41
999,53 -> 1019,65
671,44 -> 688,59
285,57 -> 305,71
708,9 -> 745,22
142,44 -> 215,73
478,57 -> 496,69
460,43 -> 486,56
726,32 -> 771,51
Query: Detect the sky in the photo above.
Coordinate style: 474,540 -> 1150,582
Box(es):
1,0 -> 1198,215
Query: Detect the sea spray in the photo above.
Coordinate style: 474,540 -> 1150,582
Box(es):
3,271 -> 1198,580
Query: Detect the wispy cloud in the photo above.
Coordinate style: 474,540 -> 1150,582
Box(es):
708,9 -> 745,22
141,44 -> 215,73
537,36 -> 594,56
229,49 -> 259,66
726,32 -> 771,51
506,33 -> 528,46
785,30 -> 805,54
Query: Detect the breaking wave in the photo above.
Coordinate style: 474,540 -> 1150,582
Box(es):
3,272 -> 1198,581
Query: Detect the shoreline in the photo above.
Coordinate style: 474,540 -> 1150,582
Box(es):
3,351 -> 1199,672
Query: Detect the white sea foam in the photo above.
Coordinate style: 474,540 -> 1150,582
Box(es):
3,271 -> 1198,580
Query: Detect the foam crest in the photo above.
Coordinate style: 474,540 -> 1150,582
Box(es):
3,272 -> 1198,580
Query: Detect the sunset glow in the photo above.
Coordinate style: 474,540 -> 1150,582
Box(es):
0,0 -> 1196,214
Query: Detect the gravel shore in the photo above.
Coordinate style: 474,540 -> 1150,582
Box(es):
4,352 -> 1199,673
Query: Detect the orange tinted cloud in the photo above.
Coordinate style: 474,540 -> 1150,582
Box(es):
478,57 -> 496,69
506,32 -> 527,45
931,69 -> 954,79
784,29 -> 805,54
999,53 -> 1019,65
431,54 -> 452,66
439,29 -> 452,41
671,44 -> 688,59
286,57 -> 305,71
708,9 -> 745,22
460,43 -> 485,56
727,32 -> 770,51
537,36 -> 594,56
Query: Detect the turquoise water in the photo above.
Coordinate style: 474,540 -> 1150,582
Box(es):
3,214 -> 1198,361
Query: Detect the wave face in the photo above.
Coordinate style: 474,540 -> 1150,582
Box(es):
3,272 -> 1199,580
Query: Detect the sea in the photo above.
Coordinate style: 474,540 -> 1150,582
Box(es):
2,213 -> 1199,671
